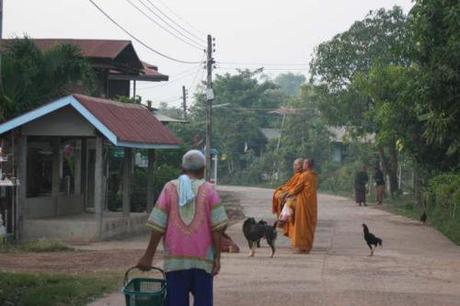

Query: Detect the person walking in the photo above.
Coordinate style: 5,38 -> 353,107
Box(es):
136,150 -> 228,306
374,165 -> 385,205
354,165 -> 369,206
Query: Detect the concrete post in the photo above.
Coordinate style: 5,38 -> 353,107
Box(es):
122,148 -> 132,217
16,134 -> 27,241
146,150 -> 156,212
94,136 -> 104,238
51,137 -> 61,216
74,140 -> 82,195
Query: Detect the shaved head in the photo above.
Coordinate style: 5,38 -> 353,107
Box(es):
293,158 -> 303,173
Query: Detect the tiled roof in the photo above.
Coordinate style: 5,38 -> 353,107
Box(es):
74,94 -> 181,146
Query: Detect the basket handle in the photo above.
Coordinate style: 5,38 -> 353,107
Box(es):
123,266 -> 166,286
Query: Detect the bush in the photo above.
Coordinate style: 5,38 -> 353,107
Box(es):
424,173 -> 460,244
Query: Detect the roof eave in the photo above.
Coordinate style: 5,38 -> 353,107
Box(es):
116,141 -> 180,149
107,74 -> 169,82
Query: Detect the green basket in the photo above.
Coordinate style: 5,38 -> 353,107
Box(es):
122,266 -> 166,306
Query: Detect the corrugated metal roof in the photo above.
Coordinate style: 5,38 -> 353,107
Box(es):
26,39 -> 131,59
74,94 -> 181,146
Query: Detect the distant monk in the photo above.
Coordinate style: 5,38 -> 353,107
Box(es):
284,159 -> 318,253
272,158 -> 304,217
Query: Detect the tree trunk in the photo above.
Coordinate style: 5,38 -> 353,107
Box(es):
387,142 -> 399,196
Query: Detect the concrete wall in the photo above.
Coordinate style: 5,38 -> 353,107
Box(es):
100,213 -> 148,240
22,106 -> 95,137
22,213 -> 149,242
24,195 -> 84,219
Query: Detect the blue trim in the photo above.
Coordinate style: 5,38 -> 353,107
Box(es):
116,141 -> 179,149
0,96 -> 72,135
69,98 -> 117,145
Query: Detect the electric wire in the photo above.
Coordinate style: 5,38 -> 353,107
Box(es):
152,0 -> 208,37
134,0 -> 205,49
88,0 -> 202,64
126,0 -> 204,50
144,0 -> 206,44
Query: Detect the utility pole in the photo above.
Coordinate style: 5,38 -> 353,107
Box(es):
205,34 -> 215,181
182,85 -> 187,120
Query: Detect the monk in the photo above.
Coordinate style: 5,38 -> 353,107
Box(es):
284,159 -> 318,253
272,158 -> 304,217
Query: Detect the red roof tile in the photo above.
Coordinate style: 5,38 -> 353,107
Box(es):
29,39 -> 131,59
73,94 -> 181,146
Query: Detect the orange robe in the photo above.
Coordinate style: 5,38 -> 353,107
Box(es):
272,172 -> 303,216
283,170 -> 318,252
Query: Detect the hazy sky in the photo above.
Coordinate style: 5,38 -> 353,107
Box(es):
5,0 -> 413,108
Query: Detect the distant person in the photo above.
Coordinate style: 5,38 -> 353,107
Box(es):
373,165 -> 385,205
355,166 -> 369,206
272,158 -> 304,217
137,150 -> 228,306
284,159 -> 318,253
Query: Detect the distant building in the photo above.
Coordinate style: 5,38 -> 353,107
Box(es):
0,38 -> 168,99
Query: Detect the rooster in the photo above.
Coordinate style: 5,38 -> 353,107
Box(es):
362,224 -> 382,256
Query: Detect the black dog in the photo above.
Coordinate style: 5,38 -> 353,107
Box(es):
242,218 -> 277,257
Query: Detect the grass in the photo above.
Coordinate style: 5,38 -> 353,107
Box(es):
0,239 -> 75,253
0,271 -> 120,306
322,189 -> 460,246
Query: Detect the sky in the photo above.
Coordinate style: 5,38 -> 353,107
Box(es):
4,0 -> 413,108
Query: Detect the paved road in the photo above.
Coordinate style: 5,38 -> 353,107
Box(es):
91,186 -> 460,306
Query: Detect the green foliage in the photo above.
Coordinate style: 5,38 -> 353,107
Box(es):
0,272 -> 119,306
273,73 -> 306,96
0,240 -> 74,253
0,37 -> 95,121
408,0 -> 460,167
423,173 -> 460,244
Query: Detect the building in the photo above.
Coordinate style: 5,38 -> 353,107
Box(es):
0,94 -> 181,241
0,38 -> 168,98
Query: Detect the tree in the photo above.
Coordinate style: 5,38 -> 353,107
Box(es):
274,73 -> 306,96
409,0 -> 460,169
309,6 -> 409,195
0,37 -> 95,121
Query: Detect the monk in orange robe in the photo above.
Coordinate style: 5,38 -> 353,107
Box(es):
284,159 -> 318,253
272,158 -> 304,217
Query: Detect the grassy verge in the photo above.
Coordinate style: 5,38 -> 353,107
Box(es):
0,239 -> 74,253
0,271 -> 120,306
321,189 -> 460,245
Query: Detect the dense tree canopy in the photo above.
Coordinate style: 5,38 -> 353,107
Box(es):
0,38 -> 94,121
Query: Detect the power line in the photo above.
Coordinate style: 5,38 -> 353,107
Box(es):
218,61 -> 308,66
126,0 -> 204,50
137,65 -> 202,89
216,66 -> 308,71
144,0 -> 205,44
88,0 -> 201,64
152,0 -> 207,37
134,0 -> 205,49
138,67 -> 202,90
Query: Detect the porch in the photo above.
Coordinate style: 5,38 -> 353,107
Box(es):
0,94 -> 181,241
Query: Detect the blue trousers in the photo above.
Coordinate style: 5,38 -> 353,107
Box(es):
165,269 -> 213,306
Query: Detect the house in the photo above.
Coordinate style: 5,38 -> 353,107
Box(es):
0,94 -> 181,241
0,38 -> 168,98
328,126 -> 375,163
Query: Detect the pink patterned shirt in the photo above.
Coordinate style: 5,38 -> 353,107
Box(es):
146,179 -> 228,274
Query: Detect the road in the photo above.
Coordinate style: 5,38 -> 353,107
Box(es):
91,185 -> 460,306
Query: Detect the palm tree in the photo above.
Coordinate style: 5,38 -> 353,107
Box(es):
0,37 -> 95,121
